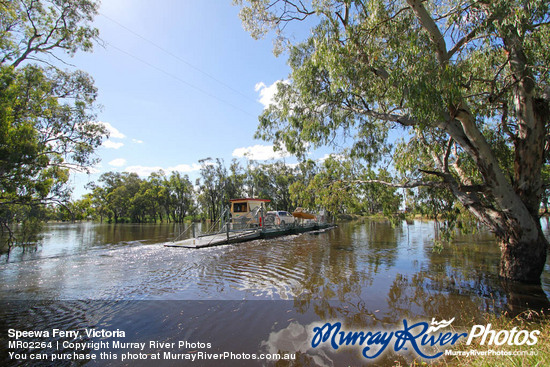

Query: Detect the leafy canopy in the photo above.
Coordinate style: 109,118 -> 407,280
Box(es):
0,0 -> 105,248
0,0 -> 105,207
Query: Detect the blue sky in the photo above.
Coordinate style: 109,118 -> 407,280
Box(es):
67,0 -> 315,198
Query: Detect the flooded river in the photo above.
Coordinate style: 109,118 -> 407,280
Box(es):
1,219 -> 549,366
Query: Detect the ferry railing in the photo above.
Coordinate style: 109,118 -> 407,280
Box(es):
172,223 -> 195,243
172,205 -> 267,245
202,207 -> 229,236
172,207 -> 230,243
204,206 -> 263,246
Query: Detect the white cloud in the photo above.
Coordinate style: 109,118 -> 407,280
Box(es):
99,121 -> 126,149
284,162 -> 300,169
169,163 -> 202,172
254,80 -> 287,109
100,121 -> 126,139
232,144 -> 291,161
108,158 -> 127,167
88,164 -> 102,174
124,163 -> 202,177
132,138 -> 144,144
124,165 -> 163,177
102,140 -> 124,149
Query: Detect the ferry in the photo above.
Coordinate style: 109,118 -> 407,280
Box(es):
166,198 -> 334,248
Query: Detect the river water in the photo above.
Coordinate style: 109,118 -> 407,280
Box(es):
1,219 -> 549,366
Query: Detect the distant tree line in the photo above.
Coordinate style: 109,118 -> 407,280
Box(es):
50,156 -> 405,224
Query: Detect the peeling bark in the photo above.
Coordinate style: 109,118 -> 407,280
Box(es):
441,98 -> 547,284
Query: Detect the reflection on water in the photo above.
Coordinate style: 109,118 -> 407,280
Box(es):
1,220 -> 549,309
0,219 -> 549,365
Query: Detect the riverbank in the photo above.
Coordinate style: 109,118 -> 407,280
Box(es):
440,311 -> 550,366
397,311 -> 550,367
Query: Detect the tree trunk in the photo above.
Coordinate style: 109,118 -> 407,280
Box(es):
499,226 -> 548,283
403,1 -> 549,284
440,112 -> 547,284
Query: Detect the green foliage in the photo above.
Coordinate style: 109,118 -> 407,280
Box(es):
1,0 -> 99,67
0,203 -> 46,253
287,154 -> 403,219
196,158 -> 232,222
0,65 -> 103,202
244,160 -> 297,210
85,170 -> 196,224
359,168 -> 403,217
165,171 -> 195,223
296,155 -> 360,216
0,0 -> 104,249
195,157 -> 301,220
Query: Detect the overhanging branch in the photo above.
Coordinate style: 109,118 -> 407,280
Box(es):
342,101 -> 419,127
342,178 -> 446,189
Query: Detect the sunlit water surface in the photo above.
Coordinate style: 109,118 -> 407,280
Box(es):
1,220 -> 549,366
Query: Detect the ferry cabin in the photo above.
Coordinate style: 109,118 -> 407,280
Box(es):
230,198 -> 270,220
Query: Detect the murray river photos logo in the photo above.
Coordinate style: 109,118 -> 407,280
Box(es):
311,317 -> 540,360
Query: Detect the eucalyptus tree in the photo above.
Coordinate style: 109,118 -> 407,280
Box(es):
306,155 -> 361,216
93,172 -> 142,223
240,160 -> 296,209
236,0 -> 550,283
196,158 -> 229,221
144,171 -> 168,222
358,168 -> 402,215
243,159 -> 271,199
130,180 -> 152,223
288,160 -> 319,211
86,183 -> 108,222
0,0 -> 105,246
227,159 -> 247,200
265,161 -> 296,210
166,171 -> 195,223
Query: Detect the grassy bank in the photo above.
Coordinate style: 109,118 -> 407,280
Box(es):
392,311 -> 549,367
435,310 -> 550,366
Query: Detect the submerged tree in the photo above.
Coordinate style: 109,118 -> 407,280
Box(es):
236,0 -> 550,283
165,171 -> 195,223
0,0 -> 106,249
196,158 -> 229,222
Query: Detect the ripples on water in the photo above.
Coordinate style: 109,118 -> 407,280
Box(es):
1,220 -> 549,366
3,221 -> 548,305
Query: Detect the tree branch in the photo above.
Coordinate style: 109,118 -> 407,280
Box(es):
406,0 -> 448,64
343,178 -> 446,189
343,100 -> 419,127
